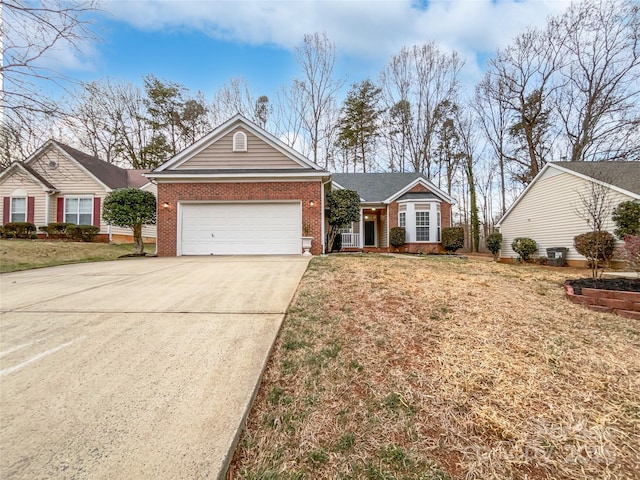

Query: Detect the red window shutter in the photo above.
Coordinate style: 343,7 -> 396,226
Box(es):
93,197 -> 101,227
3,197 -> 9,224
27,197 -> 35,223
57,198 -> 64,222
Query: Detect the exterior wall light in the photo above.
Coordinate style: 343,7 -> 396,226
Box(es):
162,202 -> 170,208
309,200 -> 314,207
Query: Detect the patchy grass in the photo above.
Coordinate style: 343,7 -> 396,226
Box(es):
229,255 -> 640,480
0,239 -> 154,273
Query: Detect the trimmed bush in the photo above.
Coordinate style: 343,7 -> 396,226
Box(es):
511,237 -> 537,262
442,226 -> 464,253
486,232 -> 503,260
39,222 -> 74,239
612,201 -> 640,240
67,224 -> 100,242
2,222 -> 37,239
574,231 -> 615,264
390,227 -> 406,248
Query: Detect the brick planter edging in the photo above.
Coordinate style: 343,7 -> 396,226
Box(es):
564,281 -> 640,320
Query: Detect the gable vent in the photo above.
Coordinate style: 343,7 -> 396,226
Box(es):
233,131 -> 248,152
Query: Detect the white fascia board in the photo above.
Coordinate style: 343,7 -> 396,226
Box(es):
384,177 -> 456,205
154,114 -> 324,172
148,172 -> 329,182
53,143 -> 112,192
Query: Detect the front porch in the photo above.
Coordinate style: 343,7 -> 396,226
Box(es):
339,206 -> 389,251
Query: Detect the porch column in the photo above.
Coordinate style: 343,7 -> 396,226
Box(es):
359,207 -> 364,249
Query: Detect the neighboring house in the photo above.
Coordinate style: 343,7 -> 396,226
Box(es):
331,173 -> 455,253
496,161 -> 640,266
147,114 -> 456,256
0,140 -> 157,242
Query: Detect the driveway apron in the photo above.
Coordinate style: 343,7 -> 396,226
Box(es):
0,256 -> 310,479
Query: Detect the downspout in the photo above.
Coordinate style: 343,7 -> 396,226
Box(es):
386,203 -> 390,254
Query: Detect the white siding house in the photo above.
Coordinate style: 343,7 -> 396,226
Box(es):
496,162 -> 640,265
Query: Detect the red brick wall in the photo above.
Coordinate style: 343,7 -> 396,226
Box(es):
157,181 -> 323,256
387,197 -> 452,254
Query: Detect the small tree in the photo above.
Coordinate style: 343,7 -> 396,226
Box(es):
612,201 -> 640,240
574,231 -> 616,279
617,235 -> 640,273
486,232 -> 503,261
511,237 -> 537,262
102,188 -> 156,255
326,189 -> 360,253
442,226 -> 464,253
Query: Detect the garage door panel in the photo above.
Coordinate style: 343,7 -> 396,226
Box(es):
181,203 -> 301,255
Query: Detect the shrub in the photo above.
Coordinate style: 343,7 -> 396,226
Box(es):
389,227 -> 406,248
486,232 -> 503,260
616,235 -> 640,272
612,201 -> 640,240
39,222 -> 74,239
2,222 -> 37,239
67,224 -> 100,242
441,226 -> 464,253
511,237 -> 537,262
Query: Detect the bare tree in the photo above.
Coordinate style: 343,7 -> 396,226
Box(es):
379,42 -> 463,176
293,32 -> 344,167
209,77 -> 256,126
1,0 -> 99,125
456,110 -> 482,252
474,74 -> 511,216
553,0 -> 640,162
484,26 -> 562,184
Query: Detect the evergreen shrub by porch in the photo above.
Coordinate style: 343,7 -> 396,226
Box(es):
486,232 -> 503,259
612,201 -> 640,239
67,225 -> 100,242
442,226 -> 464,253
2,222 -> 37,239
511,237 -> 537,261
390,227 -> 406,248
574,231 -> 615,264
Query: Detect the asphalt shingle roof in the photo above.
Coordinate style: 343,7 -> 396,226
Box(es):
331,172 -> 429,202
53,141 -> 130,189
553,161 -> 640,196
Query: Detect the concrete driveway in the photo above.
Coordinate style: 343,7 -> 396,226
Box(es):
0,256 -> 310,479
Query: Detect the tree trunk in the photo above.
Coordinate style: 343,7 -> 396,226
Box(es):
133,224 -> 144,255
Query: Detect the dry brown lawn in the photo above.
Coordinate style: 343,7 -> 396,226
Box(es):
0,239 -> 152,273
229,254 -> 640,480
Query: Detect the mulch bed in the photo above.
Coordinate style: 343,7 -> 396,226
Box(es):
565,277 -> 640,295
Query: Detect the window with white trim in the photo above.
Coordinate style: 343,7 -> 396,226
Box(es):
415,210 -> 430,241
232,131 -> 247,152
10,197 -> 27,222
65,197 -> 93,225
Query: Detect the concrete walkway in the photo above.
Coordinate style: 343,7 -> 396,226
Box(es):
0,256 -> 310,479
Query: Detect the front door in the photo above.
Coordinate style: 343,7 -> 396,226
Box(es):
364,220 -> 376,247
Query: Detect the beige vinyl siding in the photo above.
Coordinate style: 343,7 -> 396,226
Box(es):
0,173 -> 49,226
380,210 -> 388,248
176,128 -> 302,170
499,170 -> 634,261
30,149 -> 105,194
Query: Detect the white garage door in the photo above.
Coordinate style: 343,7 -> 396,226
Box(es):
180,202 -> 301,255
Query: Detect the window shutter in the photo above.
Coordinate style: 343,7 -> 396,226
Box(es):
93,197 -> 101,227
57,198 -> 64,222
27,197 -> 35,223
2,197 -> 9,224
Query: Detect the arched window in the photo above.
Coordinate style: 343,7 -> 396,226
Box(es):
232,131 -> 247,152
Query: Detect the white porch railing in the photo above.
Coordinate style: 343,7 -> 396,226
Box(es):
341,232 -> 360,248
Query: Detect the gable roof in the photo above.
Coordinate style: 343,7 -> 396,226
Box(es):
331,173 -> 456,204
496,161 -> 640,227
0,161 -> 58,191
152,114 -> 328,175
552,161 -> 640,196
51,141 -> 129,189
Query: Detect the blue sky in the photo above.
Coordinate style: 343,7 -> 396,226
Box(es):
49,0 -> 573,101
